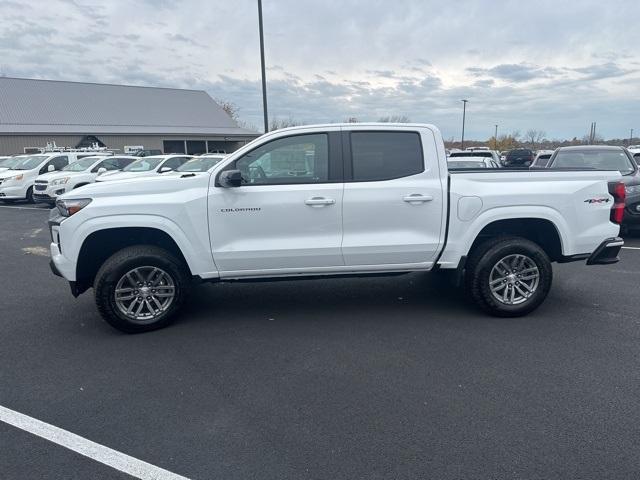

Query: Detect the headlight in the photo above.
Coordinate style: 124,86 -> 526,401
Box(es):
50,177 -> 70,186
56,198 -> 92,217
5,174 -> 23,182
625,185 -> 640,195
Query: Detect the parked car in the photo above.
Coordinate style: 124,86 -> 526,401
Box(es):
175,154 -> 227,173
0,152 -> 96,203
449,150 -> 501,164
49,123 -> 624,332
32,155 -> 138,204
448,157 -> 500,169
95,155 -> 192,182
504,148 -> 534,167
530,150 -> 555,168
632,151 -> 640,166
545,146 -> 640,232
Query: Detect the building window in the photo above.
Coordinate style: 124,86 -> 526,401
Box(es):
163,140 -> 185,154
186,140 -> 206,155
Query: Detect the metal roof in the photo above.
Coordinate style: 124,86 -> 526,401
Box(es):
0,77 -> 258,137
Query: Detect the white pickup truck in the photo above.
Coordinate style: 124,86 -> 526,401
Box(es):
49,124 -> 625,333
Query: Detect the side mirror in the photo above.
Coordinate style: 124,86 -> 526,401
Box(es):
47,164 -> 55,172
158,166 -> 173,173
219,169 -> 243,187
97,167 -> 107,175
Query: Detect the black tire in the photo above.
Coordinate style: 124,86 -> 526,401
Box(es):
25,186 -> 34,203
465,236 -> 552,317
94,245 -> 191,333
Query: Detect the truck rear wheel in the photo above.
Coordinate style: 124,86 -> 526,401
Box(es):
466,237 -> 552,317
94,245 -> 190,333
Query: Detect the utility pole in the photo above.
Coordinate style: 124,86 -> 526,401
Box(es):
461,99 -> 468,150
631,128 -> 634,145
494,124 -> 498,150
257,0 -> 269,133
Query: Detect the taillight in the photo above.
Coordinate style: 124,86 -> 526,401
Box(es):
608,181 -> 626,225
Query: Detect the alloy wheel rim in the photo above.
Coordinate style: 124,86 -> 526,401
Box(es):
489,254 -> 540,305
114,266 -> 175,323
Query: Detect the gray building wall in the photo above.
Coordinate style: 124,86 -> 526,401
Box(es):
0,134 -> 253,155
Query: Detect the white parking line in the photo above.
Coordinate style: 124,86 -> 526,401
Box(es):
0,405 -> 189,480
622,246 -> 640,250
0,205 -> 49,211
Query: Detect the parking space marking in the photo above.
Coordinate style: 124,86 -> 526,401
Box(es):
0,405 -> 190,480
0,205 -> 49,211
622,246 -> 640,250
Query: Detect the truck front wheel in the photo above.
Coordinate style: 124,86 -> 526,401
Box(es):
94,245 -> 190,333
466,237 -> 552,317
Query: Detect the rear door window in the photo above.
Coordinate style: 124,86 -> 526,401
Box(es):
350,131 -> 423,182
162,157 -> 190,170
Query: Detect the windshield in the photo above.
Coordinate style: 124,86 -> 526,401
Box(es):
63,156 -> 103,172
177,157 -> 224,172
11,155 -> 49,170
123,156 -> 164,172
448,161 -> 487,169
450,151 -> 492,158
552,150 -> 635,174
0,157 -> 22,168
535,154 -> 552,167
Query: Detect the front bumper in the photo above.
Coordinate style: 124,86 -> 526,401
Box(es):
0,185 -> 26,200
34,185 -> 66,203
48,211 -> 77,282
586,237 -> 624,265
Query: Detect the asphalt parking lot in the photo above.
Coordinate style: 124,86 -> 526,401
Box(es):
1,202 -> 640,479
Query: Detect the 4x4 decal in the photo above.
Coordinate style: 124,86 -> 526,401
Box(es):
584,198 -> 611,204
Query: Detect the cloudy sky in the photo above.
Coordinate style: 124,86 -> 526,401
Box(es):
1,0 -> 639,140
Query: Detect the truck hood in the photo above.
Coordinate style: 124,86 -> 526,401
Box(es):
35,170 -> 85,182
60,172 -> 210,199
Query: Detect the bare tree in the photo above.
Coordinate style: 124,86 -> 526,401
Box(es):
525,129 -> 546,148
215,98 -> 240,121
269,116 -> 305,131
345,117 -> 360,123
377,115 -> 411,123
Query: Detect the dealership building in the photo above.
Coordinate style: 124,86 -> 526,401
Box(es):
0,77 -> 260,156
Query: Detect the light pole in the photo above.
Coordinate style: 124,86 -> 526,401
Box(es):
257,0 -> 269,133
461,99 -> 468,150
631,128 -> 634,145
494,124 -> 498,150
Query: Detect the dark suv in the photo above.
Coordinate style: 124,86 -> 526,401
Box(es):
504,148 -> 534,167
546,146 -> 640,233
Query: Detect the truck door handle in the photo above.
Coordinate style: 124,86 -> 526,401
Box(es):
305,197 -> 336,206
403,194 -> 433,203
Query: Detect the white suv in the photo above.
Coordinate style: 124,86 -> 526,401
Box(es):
96,155 -> 192,182
33,155 -> 138,204
0,154 -> 71,203
0,152 -> 109,203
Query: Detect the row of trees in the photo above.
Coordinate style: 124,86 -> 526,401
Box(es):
216,99 -> 635,149
447,128 -> 632,151
215,99 -> 413,132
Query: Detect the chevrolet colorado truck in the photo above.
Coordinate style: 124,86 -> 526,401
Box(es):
49,124 -> 625,333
